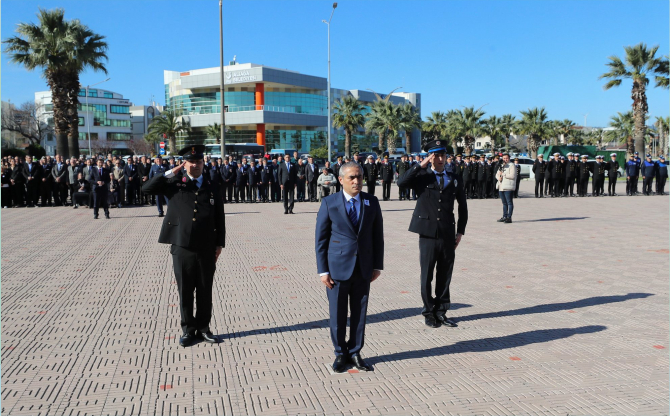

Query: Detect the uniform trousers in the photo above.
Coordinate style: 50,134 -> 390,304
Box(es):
40,180 -> 53,206
578,177 -> 589,196
627,176 -> 639,194
247,184 -> 258,202
564,177 -> 575,196
326,262 -> 369,356
382,181 -> 392,200
643,176 -> 654,195
534,177 -> 544,197
419,232 -> 456,318
236,184 -> 246,202
366,182 -> 376,196
514,178 -> 521,198
171,245 -> 215,335
462,179 -> 470,198
544,175 -> 552,195
608,176 -> 617,195
477,180 -> 486,198
657,177 -> 667,194
224,181 -> 234,202
308,181 -> 317,201
552,178 -> 561,197
592,177 -> 604,196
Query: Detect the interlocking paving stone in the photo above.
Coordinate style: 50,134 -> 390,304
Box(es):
2,182 -> 668,415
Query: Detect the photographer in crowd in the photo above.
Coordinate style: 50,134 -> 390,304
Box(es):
496,153 -> 517,223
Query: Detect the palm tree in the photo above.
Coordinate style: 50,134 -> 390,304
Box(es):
422,111 -> 449,150
517,107 -> 551,158
206,123 -> 222,143
599,43 -> 666,157
147,109 -> 191,155
452,106 -> 486,154
604,111 -> 634,154
655,55 -> 669,89
365,100 -> 390,153
398,103 -> 421,154
4,8 -> 108,158
482,115 -> 505,151
568,128 -> 587,146
332,95 -> 365,158
500,114 -> 517,150
555,119 -> 576,145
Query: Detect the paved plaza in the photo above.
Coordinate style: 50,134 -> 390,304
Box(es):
1,180 -> 668,416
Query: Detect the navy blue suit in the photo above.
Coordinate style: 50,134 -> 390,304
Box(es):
149,163 -> 168,214
315,191 -> 384,356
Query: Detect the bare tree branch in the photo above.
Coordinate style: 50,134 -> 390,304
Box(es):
1,101 -> 53,146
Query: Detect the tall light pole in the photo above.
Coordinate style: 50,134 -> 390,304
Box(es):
323,3 -> 337,163
583,113 -> 588,128
219,0 -> 226,158
82,77 -> 110,156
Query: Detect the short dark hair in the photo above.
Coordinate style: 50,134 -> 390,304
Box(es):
338,161 -> 363,178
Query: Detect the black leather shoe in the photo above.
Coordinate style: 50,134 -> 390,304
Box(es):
94,214 -> 99,219
284,211 -> 288,214
158,213 -> 164,217
289,210 -> 294,214
504,218 -> 512,224
497,217 -> 506,222
105,214 -> 110,219
199,330 -> 219,344
349,354 -> 373,371
436,315 -> 458,327
425,315 -> 441,328
179,333 -> 197,347
332,355 -> 348,373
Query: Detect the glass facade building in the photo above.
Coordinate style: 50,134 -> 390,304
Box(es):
164,63 -> 421,154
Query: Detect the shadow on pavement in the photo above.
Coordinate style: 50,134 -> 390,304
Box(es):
455,293 -> 653,323
516,217 -> 589,222
225,212 -> 261,215
217,304 -> 472,340
369,325 -> 607,364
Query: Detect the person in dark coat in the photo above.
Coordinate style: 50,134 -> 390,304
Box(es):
296,159 -> 307,202
655,156 -> 668,195
532,154 -> 547,198
220,158 -> 235,202
22,155 -> 42,207
149,156 -> 169,216
1,165 -> 12,208
278,154 -> 297,213
270,158 -> 281,202
332,157 -> 343,194
397,140 -> 468,329
641,154 -> 657,195
72,172 -> 90,208
547,153 -> 563,197
564,153 -> 577,196
88,159 -> 110,219
544,155 -> 554,196
590,155 -> 607,196
247,160 -> 261,202
260,158 -> 273,202
305,156 -> 319,202
39,157 -> 53,207
625,153 -> 640,195
380,156 -> 394,201
235,161 -> 247,203
138,156 -> 152,205
606,153 -> 620,196
315,161 -> 384,373
476,157 -> 488,199
9,158 -> 25,207
142,144 -> 225,347
514,158 -> 522,198
123,158 -> 139,205
51,155 -> 68,206
396,155 -> 411,200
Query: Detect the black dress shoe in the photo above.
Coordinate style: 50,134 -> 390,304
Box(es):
179,333 -> 197,347
284,211 -> 288,214
289,210 -> 294,214
94,214 -> 99,219
504,217 -> 512,224
332,355 -> 348,373
436,315 -> 458,327
497,217 -> 506,222
199,330 -> 219,344
425,315 -> 441,328
105,214 -> 110,219
349,354 -> 373,371
158,213 -> 164,217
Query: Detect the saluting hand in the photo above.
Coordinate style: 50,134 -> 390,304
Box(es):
420,153 -> 434,169
170,161 -> 187,176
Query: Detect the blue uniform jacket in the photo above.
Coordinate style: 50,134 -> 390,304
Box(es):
625,160 -> 640,177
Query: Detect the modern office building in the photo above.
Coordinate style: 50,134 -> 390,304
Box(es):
130,104 -> 162,141
164,63 -> 421,153
36,88 -> 132,155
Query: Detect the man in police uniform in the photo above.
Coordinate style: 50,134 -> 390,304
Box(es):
396,154 -> 411,200
591,155 -> 606,196
142,145 -> 225,347
380,155 -> 394,201
578,155 -> 590,197
397,140 -> 468,329
532,153 -> 546,197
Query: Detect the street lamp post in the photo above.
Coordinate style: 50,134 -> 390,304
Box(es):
323,3 -> 337,163
83,77 -> 110,156
219,0 -> 226,159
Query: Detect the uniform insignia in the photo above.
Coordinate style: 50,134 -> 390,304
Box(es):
364,199 -> 370,206
454,179 -> 458,187
191,147 -> 196,154
182,177 -> 188,183
436,141 -> 440,145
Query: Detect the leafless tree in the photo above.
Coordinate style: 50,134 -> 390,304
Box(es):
1,101 -> 53,146
127,137 -> 153,156
91,139 -> 116,157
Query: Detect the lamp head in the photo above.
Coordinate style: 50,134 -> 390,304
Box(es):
333,2 -> 337,8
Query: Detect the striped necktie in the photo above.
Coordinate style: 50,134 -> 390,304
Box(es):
348,198 -> 358,228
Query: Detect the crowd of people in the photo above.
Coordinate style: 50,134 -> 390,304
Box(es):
2,149 -> 667,214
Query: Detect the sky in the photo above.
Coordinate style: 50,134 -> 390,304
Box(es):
2,0 -> 668,127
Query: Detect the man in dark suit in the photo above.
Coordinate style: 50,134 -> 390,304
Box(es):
271,158 -> 281,202
260,158 -> 272,202
88,158 -> 110,219
315,161 -> 384,373
476,157 -> 487,199
124,158 -> 139,205
142,145 -> 225,348
149,156 -> 168,217
305,156 -> 319,202
532,154 -> 546,197
220,158 -> 234,202
332,156 -> 343,193
247,160 -> 259,203
39,157 -> 53,207
397,140 -> 468,329
235,161 -> 247,203
548,153 -> 563,197
52,155 -> 69,206
138,156 -> 152,204
380,156 -> 394,201
278,154 -> 297,214
22,155 -> 42,207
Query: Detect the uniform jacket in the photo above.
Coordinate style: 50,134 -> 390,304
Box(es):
476,162 -> 488,181
220,163 -> 234,183
548,159 -> 563,179
236,165 -> 249,186
625,160 -> 640,177
565,159 -> 577,178
607,160 -> 620,177
591,162 -> 606,178
397,164 -> 468,239
149,163 -> 167,179
142,172 -> 225,251
380,163 -> 394,181
278,162 -> 297,186
315,191 -> 384,282
396,161 -> 410,177
333,162 -> 343,179
365,163 -> 378,183
641,161 -> 657,177
656,161 -> 668,178
207,164 -> 221,185
260,164 -> 273,184
579,161 -> 590,179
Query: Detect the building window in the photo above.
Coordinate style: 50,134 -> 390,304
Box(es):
110,105 -> 130,114
476,142 -> 481,147
79,117 -> 85,126
78,90 -> 86,97
103,92 -> 113,99
108,132 -> 131,141
78,132 -> 99,141
88,89 -> 98,97
44,104 -> 54,112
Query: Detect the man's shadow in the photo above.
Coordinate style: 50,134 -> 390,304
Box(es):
367,325 -> 607,365
515,217 -> 589,223
454,293 -> 652,323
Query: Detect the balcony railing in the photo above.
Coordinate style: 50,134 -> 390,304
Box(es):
177,105 -> 325,116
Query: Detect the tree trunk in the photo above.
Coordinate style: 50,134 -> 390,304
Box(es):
405,131 -> 412,154
345,129 -> 351,158
528,134 -> 539,159
632,78 -> 648,158
46,69 -> 70,158
387,133 -> 396,154
377,131 -> 384,154
67,73 -> 81,157
169,135 -> 177,156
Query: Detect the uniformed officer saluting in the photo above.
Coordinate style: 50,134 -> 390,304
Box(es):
142,145 -> 225,347
397,140 -> 468,329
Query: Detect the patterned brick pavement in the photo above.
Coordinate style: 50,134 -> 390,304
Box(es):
2,181 -> 668,415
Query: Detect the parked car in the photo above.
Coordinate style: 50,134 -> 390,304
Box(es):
515,156 -> 535,178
